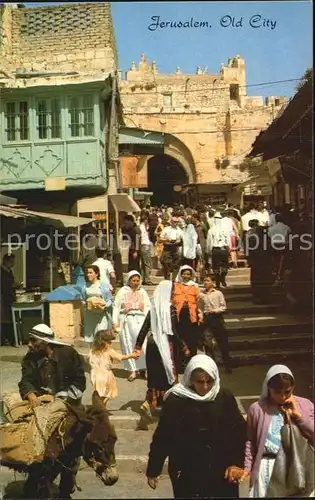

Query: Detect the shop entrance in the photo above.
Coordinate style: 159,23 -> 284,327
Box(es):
144,154 -> 188,206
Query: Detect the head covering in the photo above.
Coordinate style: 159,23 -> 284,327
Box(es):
164,354 -> 220,402
260,364 -> 294,400
150,280 -> 175,385
175,265 -> 197,286
126,270 -> 141,288
29,324 -> 69,346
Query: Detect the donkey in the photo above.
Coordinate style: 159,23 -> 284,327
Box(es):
1,391 -> 118,499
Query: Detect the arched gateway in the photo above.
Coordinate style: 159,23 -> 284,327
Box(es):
144,133 -> 197,205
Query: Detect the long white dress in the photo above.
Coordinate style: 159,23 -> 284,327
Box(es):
112,286 -> 151,372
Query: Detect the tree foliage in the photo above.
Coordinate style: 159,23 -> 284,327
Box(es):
296,68 -> 313,91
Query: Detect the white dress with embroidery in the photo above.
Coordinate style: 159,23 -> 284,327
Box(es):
112,286 -> 151,372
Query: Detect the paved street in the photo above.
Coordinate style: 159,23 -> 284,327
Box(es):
0,355 -> 313,498
0,265 -> 313,498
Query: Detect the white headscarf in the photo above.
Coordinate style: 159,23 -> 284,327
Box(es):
150,280 -> 175,385
164,354 -> 220,402
260,364 -> 294,400
175,265 -> 197,287
126,270 -> 141,288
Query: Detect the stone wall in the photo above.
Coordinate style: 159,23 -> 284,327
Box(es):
120,54 -> 286,186
0,3 -> 117,79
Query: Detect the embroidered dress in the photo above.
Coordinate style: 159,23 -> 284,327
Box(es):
113,287 -> 151,372
250,411 -> 284,498
89,347 -> 123,399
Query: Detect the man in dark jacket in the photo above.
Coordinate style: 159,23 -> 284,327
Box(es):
244,220 -> 272,304
19,324 -> 86,406
1,253 -> 17,346
121,214 -> 141,272
147,208 -> 159,244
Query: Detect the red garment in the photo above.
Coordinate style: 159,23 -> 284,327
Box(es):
172,282 -> 199,323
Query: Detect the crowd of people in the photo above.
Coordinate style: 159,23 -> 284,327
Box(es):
118,200 -> 312,307
5,322 -> 313,498
0,198 -> 313,498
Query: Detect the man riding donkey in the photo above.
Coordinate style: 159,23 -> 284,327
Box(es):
0,324 -> 118,498
19,323 -> 86,408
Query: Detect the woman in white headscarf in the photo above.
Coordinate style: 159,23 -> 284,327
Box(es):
112,271 -> 150,381
146,354 -> 246,498
235,364 -> 314,497
134,280 -> 190,417
172,265 -> 202,372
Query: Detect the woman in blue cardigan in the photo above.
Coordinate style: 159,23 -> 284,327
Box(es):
83,265 -> 113,344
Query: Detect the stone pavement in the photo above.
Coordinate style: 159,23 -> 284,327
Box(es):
0,266 -> 313,498
0,353 -> 313,498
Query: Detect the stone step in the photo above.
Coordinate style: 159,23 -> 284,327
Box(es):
228,331 -> 313,350
222,285 -> 253,294
231,347 -> 313,365
225,301 -> 283,315
225,291 -> 283,303
0,468 -> 174,498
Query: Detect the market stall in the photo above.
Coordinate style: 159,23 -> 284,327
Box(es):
0,204 -> 93,345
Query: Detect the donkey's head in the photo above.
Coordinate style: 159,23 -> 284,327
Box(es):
82,391 -> 118,486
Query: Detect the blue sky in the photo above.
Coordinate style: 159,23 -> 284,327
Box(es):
26,1 -> 313,98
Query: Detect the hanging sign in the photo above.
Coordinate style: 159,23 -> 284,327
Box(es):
120,155 -> 148,188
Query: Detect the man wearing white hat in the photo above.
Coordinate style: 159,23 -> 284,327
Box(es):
18,324 -> 86,407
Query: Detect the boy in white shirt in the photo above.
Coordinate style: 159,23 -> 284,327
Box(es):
92,247 -> 116,292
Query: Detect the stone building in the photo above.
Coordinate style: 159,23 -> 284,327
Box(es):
0,2 -> 120,202
120,54 -> 286,205
0,2 -> 126,290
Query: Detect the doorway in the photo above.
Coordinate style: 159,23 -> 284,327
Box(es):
144,154 -> 188,205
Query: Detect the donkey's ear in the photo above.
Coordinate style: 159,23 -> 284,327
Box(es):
92,390 -> 104,409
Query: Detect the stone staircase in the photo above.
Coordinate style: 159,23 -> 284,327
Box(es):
120,265 -> 313,366
1,262 -> 312,498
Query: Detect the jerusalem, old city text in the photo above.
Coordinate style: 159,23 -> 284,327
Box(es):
148,15 -> 277,31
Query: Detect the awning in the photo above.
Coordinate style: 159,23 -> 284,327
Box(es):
119,127 -> 165,146
110,194 -> 140,212
0,205 -> 93,228
76,194 -> 140,214
248,78 -> 313,160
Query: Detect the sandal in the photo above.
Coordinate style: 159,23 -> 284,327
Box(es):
128,373 -> 137,382
140,401 -> 152,418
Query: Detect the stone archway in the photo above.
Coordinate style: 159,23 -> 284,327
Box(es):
164,134 -> 197,184
146,154 -> 188,206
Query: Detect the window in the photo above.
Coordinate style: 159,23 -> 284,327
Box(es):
5,101 -> 29,141
68,95 -> 94,137
229,84 -> 239,101
36,98 -> 61,139
275,98 -> 280,106
163,93 -> 172,107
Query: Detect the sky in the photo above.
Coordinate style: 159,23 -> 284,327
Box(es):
25,1 -> 313,98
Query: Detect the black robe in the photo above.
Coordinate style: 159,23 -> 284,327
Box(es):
135,306 -> 188,408
147,390 -> 246,498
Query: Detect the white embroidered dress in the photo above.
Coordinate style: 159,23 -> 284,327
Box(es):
113,285 -> 151,372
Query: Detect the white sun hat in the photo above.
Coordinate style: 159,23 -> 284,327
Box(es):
29,324 -> 69,346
